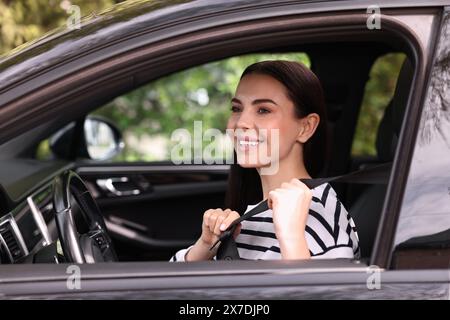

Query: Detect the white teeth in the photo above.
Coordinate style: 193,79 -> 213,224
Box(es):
239,140 -> 259,146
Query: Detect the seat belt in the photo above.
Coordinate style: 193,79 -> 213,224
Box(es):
214,162 -> 392,260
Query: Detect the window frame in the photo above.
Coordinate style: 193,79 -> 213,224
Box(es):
0,8 -> 437,278
387,8 -> 450,269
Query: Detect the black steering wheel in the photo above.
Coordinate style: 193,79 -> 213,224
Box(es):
53,170 -> 117,263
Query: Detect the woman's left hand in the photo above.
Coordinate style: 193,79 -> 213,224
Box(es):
268,178 -> 312,259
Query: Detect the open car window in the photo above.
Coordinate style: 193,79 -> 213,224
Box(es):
2,0 -> 450,300
63,50 -> 410,263
0,1 -> 443,275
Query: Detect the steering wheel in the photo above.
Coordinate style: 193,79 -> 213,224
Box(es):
53,170 -> 117,263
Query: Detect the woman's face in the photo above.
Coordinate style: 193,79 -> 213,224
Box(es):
226,73 -> 306,169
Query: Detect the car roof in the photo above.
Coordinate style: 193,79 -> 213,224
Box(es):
0,0 -> 448,97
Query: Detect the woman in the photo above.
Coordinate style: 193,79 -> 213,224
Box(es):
171,60 -> 359,261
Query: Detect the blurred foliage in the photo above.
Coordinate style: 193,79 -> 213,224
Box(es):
352,53 -> 406,156
94,53 -> 311,161
0,0 -> 124,55
2,1 -> 405,162
96,52 -> 405,161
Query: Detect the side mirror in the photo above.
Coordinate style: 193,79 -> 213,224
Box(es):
50,116 -> 124,161
84,116 -> 124,160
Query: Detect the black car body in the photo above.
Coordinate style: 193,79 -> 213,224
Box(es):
0,0 -> 449,299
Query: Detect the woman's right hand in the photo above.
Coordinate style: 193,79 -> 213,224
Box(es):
200,208 -> 241,246
186,208 -> 241,261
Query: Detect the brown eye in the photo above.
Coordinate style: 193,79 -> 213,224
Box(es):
257,107 -> 270,114
231,105 -> 241,112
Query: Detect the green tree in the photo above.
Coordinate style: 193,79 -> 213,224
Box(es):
0,0 -> 123,55
352,53 -> 406,156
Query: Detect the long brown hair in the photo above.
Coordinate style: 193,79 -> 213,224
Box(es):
225,60 -> 329,214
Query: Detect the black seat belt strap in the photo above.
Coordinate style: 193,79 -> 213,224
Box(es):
215,162 -> 392,260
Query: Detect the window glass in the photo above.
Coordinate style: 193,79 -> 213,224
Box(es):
394,12 -> 450,250
351,53 -> 406,156
91,53 -> 311,162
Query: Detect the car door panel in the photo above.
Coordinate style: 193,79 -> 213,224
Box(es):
76,163 -> 229,261
0,261 -> 448,299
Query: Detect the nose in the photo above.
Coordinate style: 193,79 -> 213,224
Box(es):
236,109 -> 254,130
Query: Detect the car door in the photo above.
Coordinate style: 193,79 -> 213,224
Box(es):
81,4 -> 450,297
70,5 -> 450,298
371,6 -> 450,291
77,161 -> 229,261
1,0 -> 449,300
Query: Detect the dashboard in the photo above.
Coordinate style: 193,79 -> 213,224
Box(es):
0,183 -> 60,264
0,160 -> 73,264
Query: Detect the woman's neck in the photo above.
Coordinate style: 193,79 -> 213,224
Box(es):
257,152 -> 311,200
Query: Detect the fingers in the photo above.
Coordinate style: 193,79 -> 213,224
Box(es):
202,209 -> 215,228
203,208 -> 240,237
220,210 -> 240,231
213,212 -> 226,235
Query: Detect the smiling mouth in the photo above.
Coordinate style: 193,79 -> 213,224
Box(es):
238,140 -> 260,146
235,136 -> 265,149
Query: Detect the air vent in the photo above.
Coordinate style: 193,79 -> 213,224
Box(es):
0,214 -> 28,263
0,233 -> 12,263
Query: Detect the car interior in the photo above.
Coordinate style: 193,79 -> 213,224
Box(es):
0,39 -> 414,266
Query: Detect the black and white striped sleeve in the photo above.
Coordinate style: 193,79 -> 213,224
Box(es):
306,184 -> 360,259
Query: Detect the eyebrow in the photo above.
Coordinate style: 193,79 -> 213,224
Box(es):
231,97 -> 278,106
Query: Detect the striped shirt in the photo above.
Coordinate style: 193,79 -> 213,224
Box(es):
170,183 -> 360,261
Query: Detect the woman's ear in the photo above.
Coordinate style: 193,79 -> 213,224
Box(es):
297,113 -> 320,143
